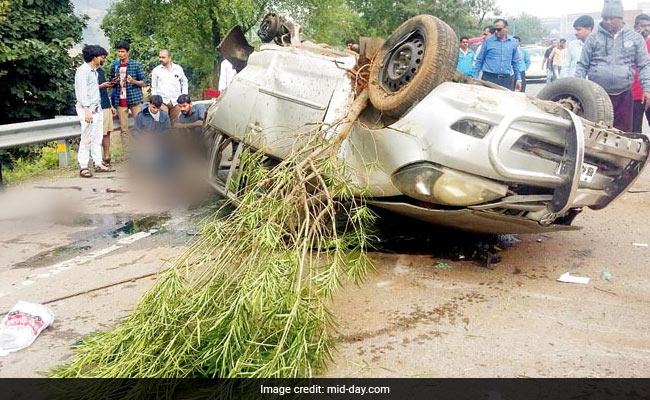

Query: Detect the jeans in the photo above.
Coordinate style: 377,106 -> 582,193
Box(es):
481,72 -> 514,90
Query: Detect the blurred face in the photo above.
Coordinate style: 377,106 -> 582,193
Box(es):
559,40 -> 566,49
159,50 -> 171,66
493,21 -> 507,39
460,38 -> 469,50
97,55 -> 106,66
179,102 -> 192,115
149,103 -> 160,115
117,48 -> 129,61
483,27 -> 491,37
602,17 -> 624,34
552,40 -> 558,48
636,19 -> 650,38
574,26 -> 592,41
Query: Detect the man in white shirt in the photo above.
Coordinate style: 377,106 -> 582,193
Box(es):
218,59 -> 237,92
151,49 -> 188,126
562,15 -> 594,78
74,45 -> 112,177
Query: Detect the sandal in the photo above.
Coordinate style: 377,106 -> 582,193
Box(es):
102,158 -> 112,168
79,168 -> 93,178
95,164 -> 115,173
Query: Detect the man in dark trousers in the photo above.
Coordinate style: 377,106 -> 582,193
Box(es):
576,0 -> 650,132
474,19 -> 521,91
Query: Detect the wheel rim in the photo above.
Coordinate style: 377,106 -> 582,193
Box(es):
380,30 -> 425,93
553,95 -> 583,116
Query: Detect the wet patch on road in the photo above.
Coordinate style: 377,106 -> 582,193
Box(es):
370,210 -> 522,268
12,213 -> 172,270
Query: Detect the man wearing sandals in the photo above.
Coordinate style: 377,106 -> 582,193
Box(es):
74,45 -> 113,178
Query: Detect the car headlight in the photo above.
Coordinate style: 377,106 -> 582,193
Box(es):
391,163 -> 508,206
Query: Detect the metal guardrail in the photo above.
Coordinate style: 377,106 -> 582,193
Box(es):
0,100 -> 215,187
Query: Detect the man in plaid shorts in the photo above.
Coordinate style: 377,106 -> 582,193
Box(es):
109,41 -> 146,155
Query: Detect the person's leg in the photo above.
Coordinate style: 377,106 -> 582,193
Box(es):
76,107 -> 91,172
633,100 -> 644,133
644,105 -> 650,135
90,111 -> 105,168
168,105 -> 181,126
520,71 -> 527,93
117,106 -> 129,155
102,108 -> 112,162
546,68 -> 553,83
610,91 -> 634,132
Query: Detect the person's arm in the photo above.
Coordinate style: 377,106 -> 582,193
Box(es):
180,67 -> 189,95
127,62 -> 146,88
473,41 -> 487,78
74,67 -> 93,123
132,113 -> 142,136
151,67 -> 159,95
575,38 -> 593,78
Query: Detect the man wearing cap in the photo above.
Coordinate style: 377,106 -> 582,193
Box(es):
576,0 -> 650,132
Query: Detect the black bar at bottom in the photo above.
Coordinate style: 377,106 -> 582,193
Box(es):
1,378 -> 649,400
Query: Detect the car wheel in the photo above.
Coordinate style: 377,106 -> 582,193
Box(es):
368,14 -> 458,118
537,78 -> 614,127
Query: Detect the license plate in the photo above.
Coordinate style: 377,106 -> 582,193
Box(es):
580,162 -> 598,183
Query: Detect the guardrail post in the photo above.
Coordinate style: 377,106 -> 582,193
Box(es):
0,161 -> 4,190
57,139 -> 71,167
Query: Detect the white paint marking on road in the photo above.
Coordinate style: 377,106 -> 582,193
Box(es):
3,230 -> 155,299
117,231 -> 151,245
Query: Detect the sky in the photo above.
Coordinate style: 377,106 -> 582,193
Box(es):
496,0 -> 645,18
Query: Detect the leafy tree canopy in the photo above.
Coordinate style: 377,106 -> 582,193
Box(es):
0,0 -> 86,124
507,13 -> 549,45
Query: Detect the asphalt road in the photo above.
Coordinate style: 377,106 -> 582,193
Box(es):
0,106 -> 649,377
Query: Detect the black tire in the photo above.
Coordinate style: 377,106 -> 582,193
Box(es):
537,78 -> 614,127
368,15 -> 458,118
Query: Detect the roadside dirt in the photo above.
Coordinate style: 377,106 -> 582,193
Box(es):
0,163 -> 648,378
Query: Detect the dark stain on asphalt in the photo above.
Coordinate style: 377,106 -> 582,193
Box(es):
11,213 -> 172,270
339,293 -> 486,344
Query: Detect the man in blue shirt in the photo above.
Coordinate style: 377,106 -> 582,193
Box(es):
513,36 -> 530,92
474,19 -> 522,91
457,36 -> 475,77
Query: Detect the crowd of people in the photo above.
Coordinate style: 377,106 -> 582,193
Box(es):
74,42 -> 236,178
457,0 -> 650,134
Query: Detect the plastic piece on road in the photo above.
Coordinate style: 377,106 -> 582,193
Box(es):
557,272 -> 590,285
632,243 -> 649,248
0,301 -> 54,356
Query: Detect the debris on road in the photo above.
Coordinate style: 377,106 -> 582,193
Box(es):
632,243 -> 649,248
557,272 -> 590,285
435,261 -> 454,270
0,301 -> 54,356
600,271 -> 613,282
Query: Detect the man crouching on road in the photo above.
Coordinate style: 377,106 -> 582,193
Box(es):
74,45 -> 113,178
576,0 -> 650,132
132,95 -> 174,173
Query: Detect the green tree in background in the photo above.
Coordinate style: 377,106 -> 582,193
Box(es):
0,0 -> 86,124
508,13 -> 549,44
99,0 -> 503,93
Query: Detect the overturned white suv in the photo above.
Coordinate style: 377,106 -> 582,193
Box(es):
203,14 -> 649,234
